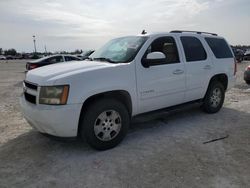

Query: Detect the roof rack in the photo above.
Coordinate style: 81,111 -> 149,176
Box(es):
170,30 -> 218,36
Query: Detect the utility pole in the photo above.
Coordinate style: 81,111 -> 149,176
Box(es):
33,35 -> 37,54
44,45 -> 47,55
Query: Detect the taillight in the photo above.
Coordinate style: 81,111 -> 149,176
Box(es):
29,64 -> 38,70
234,58 -> 237,76
246,66 -> 250,71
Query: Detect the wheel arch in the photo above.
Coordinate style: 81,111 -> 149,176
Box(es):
202,74 -> 227,113
77,90 -> 133,136
208,73 -> 228,91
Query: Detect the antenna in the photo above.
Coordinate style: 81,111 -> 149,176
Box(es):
141,30 -> 147,35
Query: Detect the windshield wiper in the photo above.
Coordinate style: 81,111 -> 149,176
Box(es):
93,57 -> 117,63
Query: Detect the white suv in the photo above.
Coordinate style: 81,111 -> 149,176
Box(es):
20,31 -> 236,150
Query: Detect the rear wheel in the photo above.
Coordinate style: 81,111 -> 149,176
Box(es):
80,98 -> 130,150
246,80 -> 250,85
202,81 -> 225,114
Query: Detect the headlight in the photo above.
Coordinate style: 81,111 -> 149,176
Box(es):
39,85 -> 69,105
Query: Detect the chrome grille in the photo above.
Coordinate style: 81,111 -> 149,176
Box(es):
24,81 -> 38,90
23,81 -> 38,104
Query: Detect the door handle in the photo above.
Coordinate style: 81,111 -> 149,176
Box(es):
173,69 -> 184,75
204,65 -> 211,70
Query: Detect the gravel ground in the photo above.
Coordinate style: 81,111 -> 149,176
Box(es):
0,60 -> 250,188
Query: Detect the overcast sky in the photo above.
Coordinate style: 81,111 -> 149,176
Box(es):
0,0 -> 249,52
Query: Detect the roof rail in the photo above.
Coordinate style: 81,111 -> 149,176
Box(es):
170,30 -> 218,36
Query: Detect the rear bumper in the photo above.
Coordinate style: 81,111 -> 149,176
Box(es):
20,95 -> 82,137
227,75 -> 236,90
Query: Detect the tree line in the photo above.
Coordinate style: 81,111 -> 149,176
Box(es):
0,48 -> 84,56
0,48 -> 17,56
231,45 -> 250,51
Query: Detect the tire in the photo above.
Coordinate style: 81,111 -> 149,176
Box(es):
246,80 -> 250,85
202,81 -> 225,114
80,98 -> 130,150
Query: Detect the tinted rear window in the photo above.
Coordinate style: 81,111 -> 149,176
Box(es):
205,38 -> 233,58
181,36 -> 207,62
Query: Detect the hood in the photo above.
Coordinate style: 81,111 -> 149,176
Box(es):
26,60 -> 114,85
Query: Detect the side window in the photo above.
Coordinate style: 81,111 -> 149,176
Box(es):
64,56 -> 79,61
47,56 -> 63,63
65,56 -> 76,61
205,38 -> 233,58
56,56 -> 64,62
71,56 -> 80,61
181,36 -> 207,62
47,57 -> 57,63
145,37 -> 180,64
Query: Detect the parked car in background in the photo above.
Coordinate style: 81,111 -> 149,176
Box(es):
5,55 -> 15,60
26,54 -> 81,71
244,51 -> 250,61
232,48 -> 244,63
14,54 -> 24,59
0,55 -> 6,60
77,50 -> 95,60
244,65 -> 250,84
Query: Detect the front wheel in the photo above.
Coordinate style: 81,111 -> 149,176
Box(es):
202,81 -> 225,114
80,98 -> 130,150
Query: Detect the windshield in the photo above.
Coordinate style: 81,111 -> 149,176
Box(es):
90,36 -> 148,63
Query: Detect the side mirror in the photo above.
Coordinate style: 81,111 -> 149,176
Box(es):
142,52 -> 166,68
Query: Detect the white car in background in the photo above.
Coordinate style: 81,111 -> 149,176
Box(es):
0,55 -> 6,60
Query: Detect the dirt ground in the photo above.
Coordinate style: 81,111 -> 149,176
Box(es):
0,60 -> 250,188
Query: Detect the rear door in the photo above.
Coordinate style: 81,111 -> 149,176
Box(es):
136,36 -> 185,113
205,37 -> 235,78
179,36 -> 213,102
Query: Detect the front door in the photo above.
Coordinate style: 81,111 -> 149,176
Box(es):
136,36 -> 186,113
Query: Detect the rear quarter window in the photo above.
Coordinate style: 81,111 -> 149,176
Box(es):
180,36 -> 207,62
205,38 -> 233,58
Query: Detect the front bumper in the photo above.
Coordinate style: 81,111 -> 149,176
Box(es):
20,95 -> 82,137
